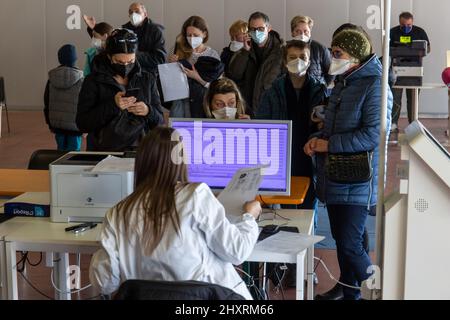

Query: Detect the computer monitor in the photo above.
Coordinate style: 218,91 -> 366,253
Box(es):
169,118 -> 292,195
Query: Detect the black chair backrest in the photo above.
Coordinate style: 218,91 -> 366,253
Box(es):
0,77 -> 5,103
28,150 -> 68,170
114,280 -> 245,300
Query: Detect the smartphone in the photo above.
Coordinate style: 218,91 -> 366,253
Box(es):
125,87 -> 140,98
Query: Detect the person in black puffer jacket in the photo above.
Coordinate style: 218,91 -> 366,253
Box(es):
76,29 -> 163,152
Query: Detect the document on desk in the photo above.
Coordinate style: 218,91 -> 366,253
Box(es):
91,156 -> 135,173
255,231 -> 324,255
158,62 -> 190,102
217,166 -> 265,223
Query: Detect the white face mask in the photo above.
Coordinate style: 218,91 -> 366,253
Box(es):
230,41 -> 244,52
287,58 -> 309,76
293,34 -> 310,42
188,36 -> 203,49
329,58 -> 354,75
130,13 -> 144,27
91,38 -> 103,50
212,107 -> 237,119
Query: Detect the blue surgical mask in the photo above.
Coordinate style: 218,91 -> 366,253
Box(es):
251,30 -> 267,45
401,25 -> 412,34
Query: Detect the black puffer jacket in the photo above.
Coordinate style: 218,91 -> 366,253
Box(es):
122,18 -> 167,74
179,57 -> 224,118
228,31 -> 283,115
76,54 -> 164,151
308,39 -> 334,86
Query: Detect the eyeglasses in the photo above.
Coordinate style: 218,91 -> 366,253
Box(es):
331,50 -> 344,59
248,26 -> 266,32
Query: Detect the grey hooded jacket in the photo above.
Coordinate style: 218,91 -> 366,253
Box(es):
44,66 -> 84,134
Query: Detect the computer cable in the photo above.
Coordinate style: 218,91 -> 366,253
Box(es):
314,256 -> 362,290
50,268 -> 92,295
18,272 -> 54,300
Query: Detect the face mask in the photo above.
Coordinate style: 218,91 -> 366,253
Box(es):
250,30 -> 267,45
212,107 -> 237,119
91,38 -> 103,50
401,25 -> 412,34
293,35 -> 310,42
111,62 -> 135,78
230,41 -> 244,52
187,36 -> 203,49
287,58 -> 309,76
130,13 -> 144,27
329,58 -> 355,76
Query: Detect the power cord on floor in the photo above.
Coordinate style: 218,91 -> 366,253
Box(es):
50,268 -> 92,295
18,271 -> 54,300
15,252 -> 97,300
314,257 -> 361,290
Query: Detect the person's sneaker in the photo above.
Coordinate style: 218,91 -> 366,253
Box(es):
314,284 -> 344,300
389,124 -> 399,144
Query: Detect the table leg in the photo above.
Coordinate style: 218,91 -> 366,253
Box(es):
412,88 -> 419,122
5,242 -> 17,300
307,246 -> 314,300
261,263 -> 267,300
0,240 -> 6,300
296,253 -> 305,300
53,252 -> 71,300
446,90 -> 450,140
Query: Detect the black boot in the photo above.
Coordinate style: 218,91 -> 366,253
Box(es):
314,284 -> 344,300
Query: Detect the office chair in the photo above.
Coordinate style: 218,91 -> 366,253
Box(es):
0,77 -> 11,136
28,149 -> 68,170
114,280 -> 245,300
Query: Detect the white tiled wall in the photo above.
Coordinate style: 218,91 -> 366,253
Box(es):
0,0 -> 448,115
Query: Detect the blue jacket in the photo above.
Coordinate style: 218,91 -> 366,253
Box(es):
315,54 -> 393,207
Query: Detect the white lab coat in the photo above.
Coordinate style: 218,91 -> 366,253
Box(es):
89,183 -> 259,299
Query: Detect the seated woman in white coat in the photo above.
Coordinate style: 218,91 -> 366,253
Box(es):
89,126 -> 261,299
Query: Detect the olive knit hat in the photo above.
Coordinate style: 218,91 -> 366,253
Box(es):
331,29 -> 371,61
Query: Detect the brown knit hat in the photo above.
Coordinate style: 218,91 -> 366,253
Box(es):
331,29 -> 371,61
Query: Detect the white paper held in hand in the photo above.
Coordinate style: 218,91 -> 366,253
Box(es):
217,165 -> 268,223
157,62 -> 190,102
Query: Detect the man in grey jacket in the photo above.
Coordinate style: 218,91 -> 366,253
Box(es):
228,12 -> 283,116
44,44 -> 84,151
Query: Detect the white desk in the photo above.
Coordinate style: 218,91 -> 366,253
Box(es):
0,209 -> 316,301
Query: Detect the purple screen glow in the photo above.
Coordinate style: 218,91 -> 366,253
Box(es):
170,120 -> 291,193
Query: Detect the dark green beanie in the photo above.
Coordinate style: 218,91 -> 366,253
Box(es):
331,29 -> 371,61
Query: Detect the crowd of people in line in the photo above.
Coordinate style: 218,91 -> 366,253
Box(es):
42,2 -> 433,300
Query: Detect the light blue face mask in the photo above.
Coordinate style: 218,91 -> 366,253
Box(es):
251,30 -> 267,45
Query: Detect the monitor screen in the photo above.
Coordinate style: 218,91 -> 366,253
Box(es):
169,119 -> 292,195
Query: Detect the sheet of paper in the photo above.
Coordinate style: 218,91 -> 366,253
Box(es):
91,156 -> 135,173
217,166 -> 266,222
254,231 -> 325,255
158,62 -> 190,102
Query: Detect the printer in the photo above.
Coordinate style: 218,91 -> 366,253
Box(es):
50,152 -> 135,223
390,40 -> 428,86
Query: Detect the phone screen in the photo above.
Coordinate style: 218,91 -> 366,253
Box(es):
125,88 -> 140,98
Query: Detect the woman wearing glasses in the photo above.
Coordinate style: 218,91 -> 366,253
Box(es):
304,28 -> 392,300
76,29 -> 164,151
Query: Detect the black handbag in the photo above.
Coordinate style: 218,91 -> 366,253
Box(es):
93,110 -> 146,151
325,97 -> 374,184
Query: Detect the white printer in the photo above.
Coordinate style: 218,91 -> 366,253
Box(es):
50,152 -> 135,223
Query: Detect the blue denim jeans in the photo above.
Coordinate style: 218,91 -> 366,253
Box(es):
327,204 -> 373,300
55,134 -> 82,152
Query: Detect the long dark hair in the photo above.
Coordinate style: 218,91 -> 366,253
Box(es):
116,127 -> 189,255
